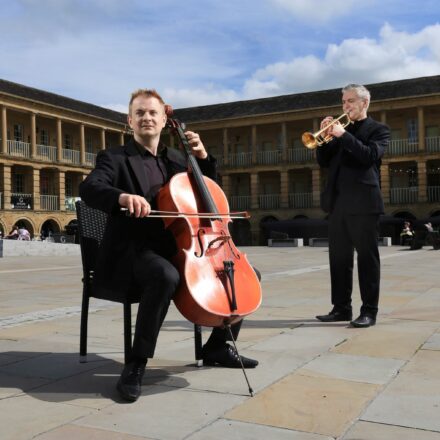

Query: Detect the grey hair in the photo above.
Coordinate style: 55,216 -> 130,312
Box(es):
342,84 -> 371,104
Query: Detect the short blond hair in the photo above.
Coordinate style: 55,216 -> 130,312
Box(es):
128,89 -> 165,114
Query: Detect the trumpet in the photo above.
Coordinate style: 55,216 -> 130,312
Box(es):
301,113 -> 352,149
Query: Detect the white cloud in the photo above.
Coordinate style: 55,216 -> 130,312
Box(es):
240,23 -> 440,100
162,86 -> 239,109
99,22 -> 440,109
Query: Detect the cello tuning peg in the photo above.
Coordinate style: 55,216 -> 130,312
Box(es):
164,104 -> 173,117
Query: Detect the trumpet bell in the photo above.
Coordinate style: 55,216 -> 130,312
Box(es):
301,132 -> 319,149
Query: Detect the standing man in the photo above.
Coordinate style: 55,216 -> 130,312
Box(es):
315,84 -> 390,328
80,89 -> 257,402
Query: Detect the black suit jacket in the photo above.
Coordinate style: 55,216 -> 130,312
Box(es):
316,116 -> 390,214
79,138 -> 217,301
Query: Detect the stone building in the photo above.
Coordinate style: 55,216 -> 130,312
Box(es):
1,76 -> 440,244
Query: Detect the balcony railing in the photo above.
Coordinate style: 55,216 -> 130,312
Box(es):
229,195 -> 251,210
259,194 -> 280,209
40,195 -> 59,211
7,140 -> 31,158
426,136 -> 440,153
228,152 -> 252,168
85,152 -> 97,166
288,148 -> 314,163
256,150 -> 281,165
288,192 -> 313,208
390,187 -> 418,204
37,144 -> 57,162
428,185 -> 440,202
387,139 -> 418,156
62,148 -> 81,164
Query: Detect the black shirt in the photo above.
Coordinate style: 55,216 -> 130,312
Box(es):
133,140 -> 168,205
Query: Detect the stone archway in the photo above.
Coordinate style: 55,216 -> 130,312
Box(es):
229,219 -> 252,246
14,218 -> 35,238
259,215 -> 279,245
40,219 -> 61,241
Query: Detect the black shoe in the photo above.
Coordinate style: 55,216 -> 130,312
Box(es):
316,310 -> 352,322
203,344 -> 258,368
350,315 -> 376,328
116,361 -> 146,402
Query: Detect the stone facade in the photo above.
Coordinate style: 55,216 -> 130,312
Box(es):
1,77 -> 440,244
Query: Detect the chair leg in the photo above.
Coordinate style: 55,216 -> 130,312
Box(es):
123,302 -> 132,364
79,289 -> 90,363
194,324 -> 203,367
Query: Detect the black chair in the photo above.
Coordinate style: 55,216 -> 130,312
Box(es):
75,200 -> 203,365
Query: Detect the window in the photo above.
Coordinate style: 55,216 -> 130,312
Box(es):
64,134 -> 72,149
65,175 -> 73,197
40,175 -> 49,195
13,124 -> 23,142
40,129 -> 49,146
391,129 -> 402,140
13,173 -> 24,193
426,126 -> 439,138
407,119 -> 418,141
86,137 -> 93,153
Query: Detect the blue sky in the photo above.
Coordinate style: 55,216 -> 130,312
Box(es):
1,0 -> 440,111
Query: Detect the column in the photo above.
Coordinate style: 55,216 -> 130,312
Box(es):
222,128 -> 229,166
380,164 -> 390,205
312,168 -> 321,208
251,125 -> 257,164
119,131 -> 125,146
280,170 -> 289,208
100,128 -> 106,150
32,168 -> 41,210
79,124 -> 86,165
2,165 -> 11,209
418,107 -> 425,152
313,118 -> 319,132
58,170 -> 65,211
250,172 -> 259,209
417,160 -> 427,203
380,110 -> 387,125
281,122 -> 287,162
30,113 -> 37,159
56,118 -> 62,161
1,105 -> 7,154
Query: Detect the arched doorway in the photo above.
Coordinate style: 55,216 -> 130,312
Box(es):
40,219 -> 61,241
15,219 -> 34,238
259,215 -> 278,245
229,219 -> 252,246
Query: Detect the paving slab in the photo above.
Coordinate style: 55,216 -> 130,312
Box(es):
343,421 -> 440,440
225,372 -> 380,438
1,247 -> 440,439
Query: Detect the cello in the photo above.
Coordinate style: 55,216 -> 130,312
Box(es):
157,106 -> 262,331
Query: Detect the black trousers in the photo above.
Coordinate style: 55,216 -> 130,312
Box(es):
328,198 -> 380,317
130,249 -> 259,360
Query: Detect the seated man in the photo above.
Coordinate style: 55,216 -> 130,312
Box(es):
79,88 -> 259,402
400,221 -> 413,246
